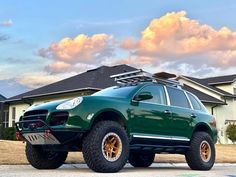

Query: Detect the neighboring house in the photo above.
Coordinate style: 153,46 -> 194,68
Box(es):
0,94 -> 8,138
178,75 -> 236,144
3,64 -> 236,143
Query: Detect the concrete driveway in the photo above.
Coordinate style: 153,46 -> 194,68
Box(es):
0,163 -> 236,177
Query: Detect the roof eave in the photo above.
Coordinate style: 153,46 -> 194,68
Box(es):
201,100 -> 226,105
5,87 -> 101,103
179,76 -> 232,97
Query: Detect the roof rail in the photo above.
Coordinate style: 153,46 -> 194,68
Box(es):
110,69 -> 181,88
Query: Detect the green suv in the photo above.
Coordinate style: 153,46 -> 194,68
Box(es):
16,70 -> 217,173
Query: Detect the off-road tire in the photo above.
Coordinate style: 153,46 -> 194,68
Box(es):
82,120 -> 129,173
185,131 -> 215,170
129,151 -> 155,167
26,143 -> 68,169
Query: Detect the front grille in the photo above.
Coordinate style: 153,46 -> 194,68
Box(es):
22,110 -> 48,128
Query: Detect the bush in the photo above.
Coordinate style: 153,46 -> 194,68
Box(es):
2,127 -> 16,140
226,124 -> 236,143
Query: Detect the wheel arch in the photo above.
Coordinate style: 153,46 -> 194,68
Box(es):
90,109 -> 127,129
192,123 -> 214,139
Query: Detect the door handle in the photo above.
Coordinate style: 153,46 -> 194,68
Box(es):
164,110 -> 171,114
191,113 -> 197,118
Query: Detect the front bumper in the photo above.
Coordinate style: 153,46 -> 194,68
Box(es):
15,119 -> 85,146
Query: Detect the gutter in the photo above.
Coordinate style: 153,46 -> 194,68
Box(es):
5,87 -> 102,103
178,76 -> 233,97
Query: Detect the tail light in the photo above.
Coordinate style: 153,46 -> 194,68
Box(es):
209,117 -> 217,127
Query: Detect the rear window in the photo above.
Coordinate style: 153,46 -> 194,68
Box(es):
167,87 -> 190,109
187,92 -> 208,112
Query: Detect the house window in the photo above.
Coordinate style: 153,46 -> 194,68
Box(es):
3,110 -> 9,128
12,107 -> 16,126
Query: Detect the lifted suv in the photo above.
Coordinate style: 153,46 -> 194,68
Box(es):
16,70 -> 217,173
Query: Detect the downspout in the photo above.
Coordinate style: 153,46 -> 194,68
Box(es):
211,104 -> 218,115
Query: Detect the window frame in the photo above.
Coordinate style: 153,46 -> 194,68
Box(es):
166,86 -> 192,109
133,84 -> 168,106
186,92 -> 203,111
2,110 -> 9,128
12,107 -> 16,126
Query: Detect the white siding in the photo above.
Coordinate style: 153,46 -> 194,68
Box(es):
9,103 -> 29,127
179,77 -> 236,144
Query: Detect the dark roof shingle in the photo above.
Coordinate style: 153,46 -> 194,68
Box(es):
184,76 -> 235,97
183,85 -> 225,105
0,94 -> 6,101
6,65 -> 137,102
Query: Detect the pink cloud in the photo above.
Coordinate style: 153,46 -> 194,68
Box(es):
121,11 -> 236,67
39,34 -> 114,73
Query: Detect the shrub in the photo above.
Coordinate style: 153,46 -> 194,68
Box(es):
2,127 -> 16,140
226,124 -> 236,143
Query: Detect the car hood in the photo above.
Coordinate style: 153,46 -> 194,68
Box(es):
25,99 -> 67,112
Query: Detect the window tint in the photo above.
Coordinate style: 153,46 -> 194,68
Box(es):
187,93 -> 202,110
92,85 -> 136,98
138,85 -> 166,105
167,87 -> 190,108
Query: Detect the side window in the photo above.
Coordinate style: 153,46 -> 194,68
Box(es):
167,87 -> 190,108
187,92 -> 202,110
138,85 -> 167,105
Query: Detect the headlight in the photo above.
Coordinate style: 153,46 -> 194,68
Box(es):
56,97 -> 83,110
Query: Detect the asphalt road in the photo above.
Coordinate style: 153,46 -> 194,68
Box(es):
0,163 -> 236,177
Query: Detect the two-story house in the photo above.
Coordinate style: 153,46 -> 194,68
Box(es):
178,75 -> 236,144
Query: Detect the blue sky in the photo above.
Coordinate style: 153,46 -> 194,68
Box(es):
1,1 -> 236,98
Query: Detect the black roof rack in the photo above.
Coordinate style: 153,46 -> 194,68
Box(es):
110,69 -> 181,88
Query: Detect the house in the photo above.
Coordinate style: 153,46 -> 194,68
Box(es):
2,64 -> 236,143
178,75 -> 236,144
0,94 -> 7,138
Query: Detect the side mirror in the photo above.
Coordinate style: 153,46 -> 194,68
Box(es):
134,91 -> 153,101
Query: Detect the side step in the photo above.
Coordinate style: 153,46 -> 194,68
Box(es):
130,144 -> 189,154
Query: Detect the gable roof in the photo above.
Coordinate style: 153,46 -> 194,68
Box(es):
205,74 -> 236,85
183,85 -> 226,105
182,76 -> 235,98
0,94 -> 6,101
6,64 -> 137,102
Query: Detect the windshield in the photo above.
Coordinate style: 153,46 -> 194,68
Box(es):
92,85 -> 137,98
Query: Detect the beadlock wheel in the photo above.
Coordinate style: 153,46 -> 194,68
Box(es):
102,132 -> 122,162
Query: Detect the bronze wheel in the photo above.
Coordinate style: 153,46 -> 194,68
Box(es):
185,132 -> 215,170
102,132 -> 122,162
200,140 -> 211,162
82,121 -> 129,172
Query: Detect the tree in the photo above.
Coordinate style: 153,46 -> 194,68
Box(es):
226,124 -> 236,143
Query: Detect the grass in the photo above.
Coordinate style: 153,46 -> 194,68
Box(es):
0,140 -> 235,165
